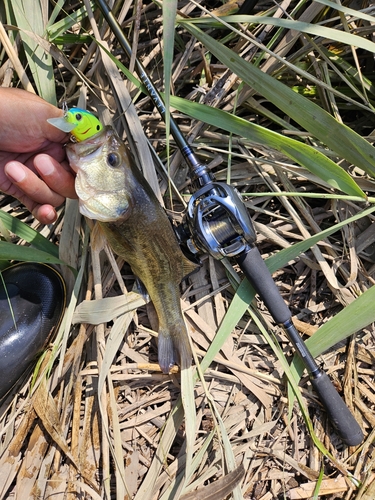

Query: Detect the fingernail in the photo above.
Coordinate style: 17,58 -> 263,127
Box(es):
6,163 -> 26,183
36,156 -> 54,176
46,209 -> 57,222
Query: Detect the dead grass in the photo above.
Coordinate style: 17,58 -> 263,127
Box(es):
1,0 -> 375,499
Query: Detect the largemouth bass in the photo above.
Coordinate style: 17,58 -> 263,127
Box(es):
66,125 -> 195,373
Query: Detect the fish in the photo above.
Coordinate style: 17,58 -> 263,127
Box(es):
65,120 -> 196,373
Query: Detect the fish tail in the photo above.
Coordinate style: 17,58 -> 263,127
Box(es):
176,323 -> 192,371
158,324 -> 192,373
158,330 -> 175,374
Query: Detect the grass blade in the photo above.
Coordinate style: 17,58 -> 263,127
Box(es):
0,241 -> 68,267
72,293 -> 146,324
162,0 -> 178,161
314,0 -> 375,23
170,95 -> 365,197
0,210 -> 59,257
305,283 -> 375,359
265,204 -> 375,273
188,16 -> 375,55
312,466 -> 325,500
178,20 -> 375,178
133,401 -> 185,500
47,2 -> 94,39
11,0 -> 56,104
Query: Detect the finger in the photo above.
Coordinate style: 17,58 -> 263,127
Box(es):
33,204 -> 58,224
34,154 -> 77,199
4,161 -> 66,207
2,187 -> 57,224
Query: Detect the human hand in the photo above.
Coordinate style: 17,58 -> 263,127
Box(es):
0,88 -> 77,224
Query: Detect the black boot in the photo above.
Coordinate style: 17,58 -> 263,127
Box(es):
0,262 -> 66,400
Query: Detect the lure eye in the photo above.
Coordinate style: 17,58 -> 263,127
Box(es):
75,113 -> 82,121
107,152 -> 120,168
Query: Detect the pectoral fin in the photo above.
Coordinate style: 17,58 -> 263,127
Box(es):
181,255 -> 201,280
134,277 -> 150,303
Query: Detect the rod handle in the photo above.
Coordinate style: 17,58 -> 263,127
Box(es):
311,371 -> 363,446
236,246 -> 291,324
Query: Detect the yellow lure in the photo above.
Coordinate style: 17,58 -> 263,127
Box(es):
65,108 -> 103,142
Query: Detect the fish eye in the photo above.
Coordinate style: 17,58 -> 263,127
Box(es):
75,113 -> 82,121
107,152 -> 120,167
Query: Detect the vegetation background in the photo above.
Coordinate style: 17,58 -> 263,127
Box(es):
0,0 -> 375,498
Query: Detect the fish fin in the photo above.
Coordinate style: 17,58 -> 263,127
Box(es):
134,277 -> 150,303
177,327 -> 192,370
158,325 -> 192,373
181,255 -> 201,280
158,330 -> 176,374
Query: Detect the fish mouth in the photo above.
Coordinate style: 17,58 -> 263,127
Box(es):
79,200 -> 129,222
66,128 -> 108,172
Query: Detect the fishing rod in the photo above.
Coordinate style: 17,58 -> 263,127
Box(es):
94,0 -> 363,446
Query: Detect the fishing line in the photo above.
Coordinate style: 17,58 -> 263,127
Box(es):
92,0 -> 364,446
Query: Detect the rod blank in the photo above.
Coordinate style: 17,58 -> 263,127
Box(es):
94,0 -> 364,446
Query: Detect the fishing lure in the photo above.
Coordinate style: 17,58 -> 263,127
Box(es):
47,107 -> 103,142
